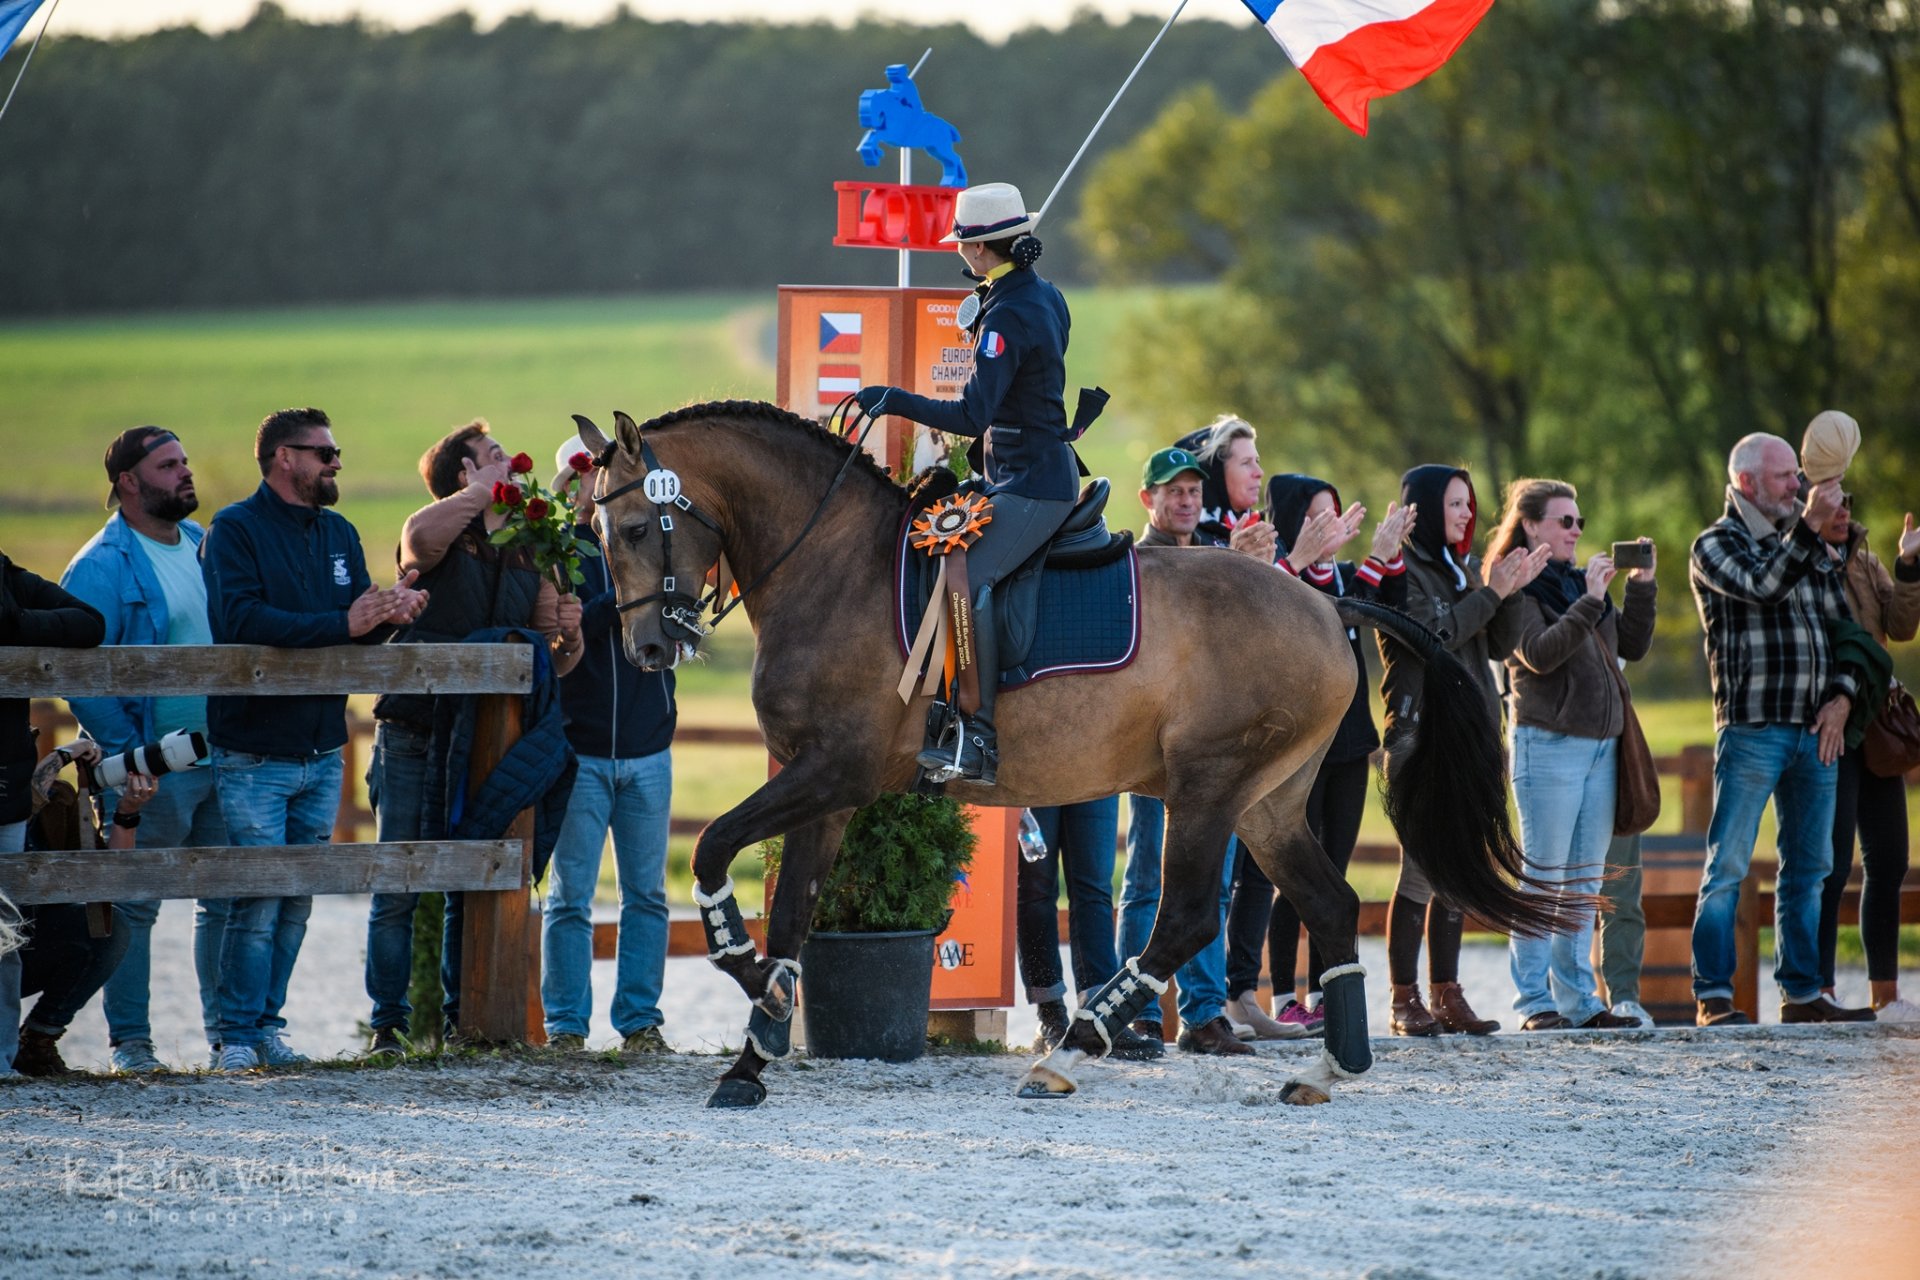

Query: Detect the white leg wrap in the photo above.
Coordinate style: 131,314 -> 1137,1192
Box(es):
690,876 -> 736,908
693,876 -> 756,960
1319,962 -> 1367,986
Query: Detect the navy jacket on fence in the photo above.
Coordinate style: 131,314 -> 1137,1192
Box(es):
421,629 -> 576,881
562,524 -> 676,760
201,481 -> 389,757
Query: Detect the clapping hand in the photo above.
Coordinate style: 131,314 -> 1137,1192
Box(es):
1286,505 -> 1365,572
349,568 -> 430,636
1899,513 -> 1918,566
1488,544 -> 1553,598
1226,511 -> 1278,562
1369,501 -> 1416,563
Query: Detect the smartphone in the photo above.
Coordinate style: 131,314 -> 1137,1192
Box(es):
1611,540 -> 1654,570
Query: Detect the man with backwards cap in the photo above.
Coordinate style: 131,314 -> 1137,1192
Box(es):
62,426 -> 229,1073
855,181 -> 1094,785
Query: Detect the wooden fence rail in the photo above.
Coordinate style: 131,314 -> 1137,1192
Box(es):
10,644 -> 540,1044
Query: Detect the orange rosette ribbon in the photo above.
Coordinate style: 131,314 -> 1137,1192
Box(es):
908,492 -> 994,557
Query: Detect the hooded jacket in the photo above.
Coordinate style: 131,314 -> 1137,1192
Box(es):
1378,465 -> 1520,740
1265,474 -> 1405,763
1175,426 -> 1257,545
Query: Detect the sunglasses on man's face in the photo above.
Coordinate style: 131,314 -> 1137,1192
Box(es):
285,443 -> 343,465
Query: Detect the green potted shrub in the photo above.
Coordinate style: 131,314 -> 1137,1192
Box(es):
762,792 -> 976,1061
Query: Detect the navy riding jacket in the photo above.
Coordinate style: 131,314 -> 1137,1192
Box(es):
874,267 -> 1078,502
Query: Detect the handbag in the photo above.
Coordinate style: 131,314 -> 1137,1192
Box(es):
1599,629 -> 1661,836
1862,680 -> 1920,779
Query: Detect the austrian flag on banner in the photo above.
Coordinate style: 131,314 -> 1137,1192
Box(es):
1241,0 -> 1496,135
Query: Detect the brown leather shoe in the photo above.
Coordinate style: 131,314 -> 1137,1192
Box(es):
1429,982 -> 1500,1035
1696,997 -> 1752,1027
1390,983 -> 1442,1036
1521,1010 -> 1571,1031
1781,996 -> 1876,1024
1576,1009 -> 1643,1029
1175,1015 -> 1255,1056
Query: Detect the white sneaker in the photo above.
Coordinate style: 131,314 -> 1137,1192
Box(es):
1223,1015 -> 1257,1041
110,1040 -> 167,1073
216,1043 -> 260,1072
1611,1000 -> 1654,1028
1871,997 -> 1920,1024
259,1033 -> 309,1067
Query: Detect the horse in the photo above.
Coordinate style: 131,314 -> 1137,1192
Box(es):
571,401 -> 1584,1109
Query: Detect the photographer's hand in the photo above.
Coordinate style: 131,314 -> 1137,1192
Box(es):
115,772 -> 158,815
1585,555 -> 1617,599
1629,539 -> 1657,582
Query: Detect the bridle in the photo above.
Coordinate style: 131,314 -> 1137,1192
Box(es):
590,399 -> 882,648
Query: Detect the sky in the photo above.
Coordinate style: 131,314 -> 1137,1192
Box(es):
47,1 -> 1254,40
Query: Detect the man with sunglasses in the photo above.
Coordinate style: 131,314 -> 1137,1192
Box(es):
199,407 -> 428,1070
1688,431 -> 1874,1026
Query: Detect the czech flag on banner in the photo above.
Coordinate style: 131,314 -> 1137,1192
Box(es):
0,1 -> 48,62
1241,0 -> 1495,135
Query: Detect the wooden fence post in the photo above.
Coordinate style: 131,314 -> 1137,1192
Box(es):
1678,744 -> 1714,834
459,685 -> 538,1043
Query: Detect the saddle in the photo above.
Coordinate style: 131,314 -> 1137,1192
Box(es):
896,470 -> 1136,686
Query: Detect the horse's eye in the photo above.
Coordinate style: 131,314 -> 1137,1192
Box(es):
625,520 -> 650,546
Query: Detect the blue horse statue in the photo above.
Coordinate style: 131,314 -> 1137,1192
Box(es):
857,63 -> 967,188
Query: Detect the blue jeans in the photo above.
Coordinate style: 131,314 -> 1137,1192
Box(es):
363,723 -> 464,1032
542,750 -> 673,1038
1017,798 -> 1121,1004
1694,724 -> 1837,1005
101,766 -> 229,1048
1118,796 -> 1234,1027
1508,727 -> 1615,1024
212,747 -> 340,1047
1,817 -> 26,1072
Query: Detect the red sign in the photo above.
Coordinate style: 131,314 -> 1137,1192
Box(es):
834,181 -> 960,253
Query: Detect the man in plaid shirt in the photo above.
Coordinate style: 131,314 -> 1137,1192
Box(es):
1689,432 -> 1874,1026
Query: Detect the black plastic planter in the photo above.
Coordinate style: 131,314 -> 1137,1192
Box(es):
799,929 -> 936,1061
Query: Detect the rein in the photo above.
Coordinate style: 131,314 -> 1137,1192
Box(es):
593,398 -> 881,645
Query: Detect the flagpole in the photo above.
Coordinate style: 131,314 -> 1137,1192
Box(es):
1033,0 -> 1190,227
899,47 -> 932,288
0,0 -> 63,129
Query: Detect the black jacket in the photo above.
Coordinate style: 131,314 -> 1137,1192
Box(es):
1265,474 -> 1402,764
201,482 -> 389,757
876,267 -> 1079,501
1,554 -> 105,822
562,525 -> 676,759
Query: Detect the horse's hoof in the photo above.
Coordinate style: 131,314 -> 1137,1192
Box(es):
1279,1079 -> 1332,1106
705,1077 -> 768,1109
1015,1065 -> 1076,1098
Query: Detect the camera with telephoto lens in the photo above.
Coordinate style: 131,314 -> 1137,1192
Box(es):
75,729 -> 208,791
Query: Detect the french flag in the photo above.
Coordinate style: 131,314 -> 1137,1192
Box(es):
1242,0 -> 1495,135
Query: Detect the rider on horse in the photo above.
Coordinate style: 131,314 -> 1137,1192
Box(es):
855,181 -> 1084,786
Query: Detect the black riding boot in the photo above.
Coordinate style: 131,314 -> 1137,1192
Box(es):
916,584 -> 1000,785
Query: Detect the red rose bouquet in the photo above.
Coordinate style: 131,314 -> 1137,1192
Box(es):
488,451 -> 600,587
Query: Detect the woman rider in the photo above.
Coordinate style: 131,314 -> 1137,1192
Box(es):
856,182 -> 1088,785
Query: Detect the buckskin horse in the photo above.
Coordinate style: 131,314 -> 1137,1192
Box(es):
572,401 -> 1582,1109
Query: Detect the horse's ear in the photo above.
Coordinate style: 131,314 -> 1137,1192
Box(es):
612,410 -> 643,456
571,414 -> 610,459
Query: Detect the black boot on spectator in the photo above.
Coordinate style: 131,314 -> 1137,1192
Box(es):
1695,998 -> 1751,1027
15,1029 -> 75,1078
1033,1000 -> 1071,1054
1781,996 -> 1876,1024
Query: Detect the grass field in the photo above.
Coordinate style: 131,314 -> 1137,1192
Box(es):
6,293 -> 1908,963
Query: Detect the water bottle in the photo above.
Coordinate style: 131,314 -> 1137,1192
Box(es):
1018,808 -> 1047,863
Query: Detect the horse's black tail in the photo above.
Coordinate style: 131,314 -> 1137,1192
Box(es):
1332,596 -> 1593,939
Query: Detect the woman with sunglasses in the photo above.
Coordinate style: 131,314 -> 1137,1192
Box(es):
1488,479 -> 1657,1030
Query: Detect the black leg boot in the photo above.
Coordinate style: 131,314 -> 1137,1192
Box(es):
917,584 -> 1000,784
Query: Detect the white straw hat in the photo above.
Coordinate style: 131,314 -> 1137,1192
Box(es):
940,182 -> 1037,243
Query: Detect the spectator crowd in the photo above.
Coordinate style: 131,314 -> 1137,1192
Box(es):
2,404 -> 1916,1077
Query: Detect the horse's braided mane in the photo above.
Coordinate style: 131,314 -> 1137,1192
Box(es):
631,399 -> 897,490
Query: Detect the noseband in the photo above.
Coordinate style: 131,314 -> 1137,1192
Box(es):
591,402 -> 879,648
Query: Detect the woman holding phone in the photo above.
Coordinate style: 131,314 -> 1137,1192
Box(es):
1488,479 -> 1657,1031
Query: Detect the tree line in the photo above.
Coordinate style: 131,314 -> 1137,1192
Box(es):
0,4 -> 1286,314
